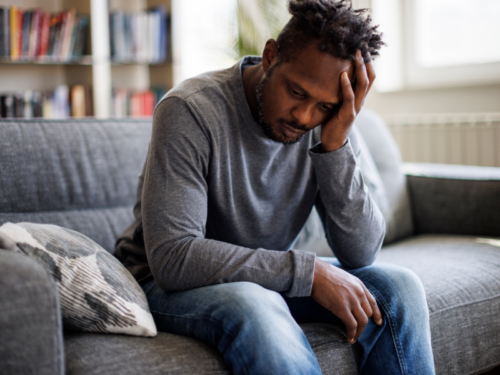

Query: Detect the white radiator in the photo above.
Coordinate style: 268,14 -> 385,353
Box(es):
384,113 -> 500,167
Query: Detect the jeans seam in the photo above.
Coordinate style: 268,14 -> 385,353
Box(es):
367,286 -> 409,375
149,308 -> 250,374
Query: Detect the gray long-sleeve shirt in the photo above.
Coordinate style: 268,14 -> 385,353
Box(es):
114,56 -> 385,298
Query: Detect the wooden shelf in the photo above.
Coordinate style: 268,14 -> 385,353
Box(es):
0,0 -> 173,119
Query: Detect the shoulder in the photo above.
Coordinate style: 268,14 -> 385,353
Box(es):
159,64 -> 239,106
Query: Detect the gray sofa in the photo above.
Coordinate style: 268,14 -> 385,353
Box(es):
1,111 -> 499,375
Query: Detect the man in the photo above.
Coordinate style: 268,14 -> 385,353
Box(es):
115,0 -> 436,373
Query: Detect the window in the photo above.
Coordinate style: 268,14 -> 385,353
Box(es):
371,0 -> 500,91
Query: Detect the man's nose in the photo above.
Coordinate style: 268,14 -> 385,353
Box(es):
291,102 -> 314,126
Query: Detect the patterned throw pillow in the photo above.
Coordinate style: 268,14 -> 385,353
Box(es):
0,222 -> 157,337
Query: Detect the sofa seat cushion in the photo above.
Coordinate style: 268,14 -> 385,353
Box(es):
377,235 -> 500,375
64,323 -> 360,375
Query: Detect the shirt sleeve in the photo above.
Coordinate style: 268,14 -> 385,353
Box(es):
309,128 -> 385,269
141,97 -> 316,297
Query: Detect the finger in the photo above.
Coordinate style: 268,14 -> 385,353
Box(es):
353,50 -> 369,113
352,305 -> 369,341
363,285 -> 383,325
339,72 -> 355,122
338,310 -> 358,344
365,54 -> 376,93
359,294 -> 373,321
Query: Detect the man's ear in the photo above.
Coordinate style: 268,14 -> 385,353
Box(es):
262,39 -> 279,73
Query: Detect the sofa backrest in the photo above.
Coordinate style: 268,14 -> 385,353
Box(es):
354,109 -> 414,243
0,119 -> 152,253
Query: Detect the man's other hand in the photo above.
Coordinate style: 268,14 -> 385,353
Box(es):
321,50 -> 376,153
311,257 -> 383,344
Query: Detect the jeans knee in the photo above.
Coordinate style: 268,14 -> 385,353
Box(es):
213,282 -> 291,326
362,264 -> 429,319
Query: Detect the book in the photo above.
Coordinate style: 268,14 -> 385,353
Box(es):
23,90 -> 32,118
21,10 -> 32,57
10,7 -> 19,60
47,13 -> 60,56
84,85 -> 93,117
28,9 -> 42,58
13,92 -> 24,118
60,8 -> 75,60
1,94 -> 14,118
38,12 -> 50,57
72,15 -> 88,57
70,84 -> 85,118
109,8 -> 168,63
0,8 -> 10,57
32,91 -> 42,117
156,6 -> 167,61
53,11 -> 65,58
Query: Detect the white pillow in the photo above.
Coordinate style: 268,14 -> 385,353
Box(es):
0,222 -> 157,337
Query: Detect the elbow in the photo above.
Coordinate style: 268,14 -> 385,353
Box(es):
363,218 -> 385,266
147,241 -> 189,293
337,220 -> 385,270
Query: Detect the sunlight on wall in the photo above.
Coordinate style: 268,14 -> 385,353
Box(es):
172,0 -> 238,85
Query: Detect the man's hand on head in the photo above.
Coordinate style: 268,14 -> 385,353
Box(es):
320,50 -> 376,153
311,257 -> 383,344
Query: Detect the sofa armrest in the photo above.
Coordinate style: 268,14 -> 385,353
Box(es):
404,163 -> 500,237
0,250 -> 64,375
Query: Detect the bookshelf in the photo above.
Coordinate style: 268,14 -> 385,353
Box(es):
0,0 -> 172,118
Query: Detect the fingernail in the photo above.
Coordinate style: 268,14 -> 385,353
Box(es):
377,318 -> 383,325
356,50 -> 362,58
350,338 -> 356,344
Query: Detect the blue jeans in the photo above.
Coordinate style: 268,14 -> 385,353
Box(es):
141,258 -> 435,375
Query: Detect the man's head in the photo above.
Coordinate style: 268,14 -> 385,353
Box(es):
255,0 -> 383,145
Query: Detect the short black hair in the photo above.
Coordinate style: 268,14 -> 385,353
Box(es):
276,0 -> 384,64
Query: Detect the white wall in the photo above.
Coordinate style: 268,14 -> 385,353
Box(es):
366,84 -> 500,117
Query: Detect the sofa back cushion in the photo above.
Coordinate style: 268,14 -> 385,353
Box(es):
354,109 -> 414,243
0,119 -> 152,252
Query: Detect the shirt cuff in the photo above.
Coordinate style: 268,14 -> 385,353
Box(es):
284,249 -> 316,297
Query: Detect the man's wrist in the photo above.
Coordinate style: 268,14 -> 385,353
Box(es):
321,139 -> 348,153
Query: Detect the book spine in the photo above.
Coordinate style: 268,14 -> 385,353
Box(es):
21,10 -> 31,57
4,94 -> 14,117
47,14 -> 59,56
28,9 -> 42,58
70,84 -> 85,117
23,90 -> 32,118
160,8 -> 167,61
0,8 -> 4,57
72,15 -> 86,57
32,91 -> 42,117
60,8 -> 75,60
147,11 -> 154,63
4,7 -> 10,58
53,11 -> 66,58
10,7 -> 18,59
38,12 -> 50,57
80,15 -> 88,56
67,13 -> 78,58
17,8 -> 23,58
84,84 -> 92,117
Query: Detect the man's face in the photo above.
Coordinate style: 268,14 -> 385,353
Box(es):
256,44 -> 354,145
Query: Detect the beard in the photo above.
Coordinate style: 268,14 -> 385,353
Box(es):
255,65 -> 307,145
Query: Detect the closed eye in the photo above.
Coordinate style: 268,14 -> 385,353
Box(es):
320,103 -> 341,113
290,88 -> 305,98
